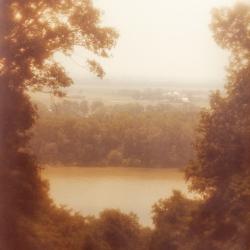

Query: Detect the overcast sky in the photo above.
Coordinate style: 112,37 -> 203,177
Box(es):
56,0 -> 247,87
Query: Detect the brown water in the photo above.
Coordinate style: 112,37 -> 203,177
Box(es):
43,166 -> 190,227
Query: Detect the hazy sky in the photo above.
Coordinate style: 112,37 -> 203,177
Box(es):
56,0 -> 246,87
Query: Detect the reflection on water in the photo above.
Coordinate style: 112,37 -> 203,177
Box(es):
43,166 -> 190,226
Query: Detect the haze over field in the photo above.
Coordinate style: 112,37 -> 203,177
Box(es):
54,0 -> 244,88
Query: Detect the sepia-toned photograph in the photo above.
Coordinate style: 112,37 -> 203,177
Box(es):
0,0 -> 250,249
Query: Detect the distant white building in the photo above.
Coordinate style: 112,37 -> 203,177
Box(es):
181,97 -> 190,103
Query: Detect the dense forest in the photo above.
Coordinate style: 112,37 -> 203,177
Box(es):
31,101 -> 198,167
1,1 -> 250,250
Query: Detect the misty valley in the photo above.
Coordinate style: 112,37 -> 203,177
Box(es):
34,96 -> 195,227
1,0 -> 249,250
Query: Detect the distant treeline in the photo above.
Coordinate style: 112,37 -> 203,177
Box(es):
31,101 -> 198,167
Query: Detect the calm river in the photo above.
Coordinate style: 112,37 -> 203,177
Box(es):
43,167 -> 190,227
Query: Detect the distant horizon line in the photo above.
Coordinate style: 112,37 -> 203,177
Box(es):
71,76 -> 225,89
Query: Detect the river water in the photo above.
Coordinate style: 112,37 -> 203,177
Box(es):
43,166 -> 190,226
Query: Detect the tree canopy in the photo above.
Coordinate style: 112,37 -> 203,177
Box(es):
0,1 -> 117,249
185,3 -> 250,248
0,0 -> 118,94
